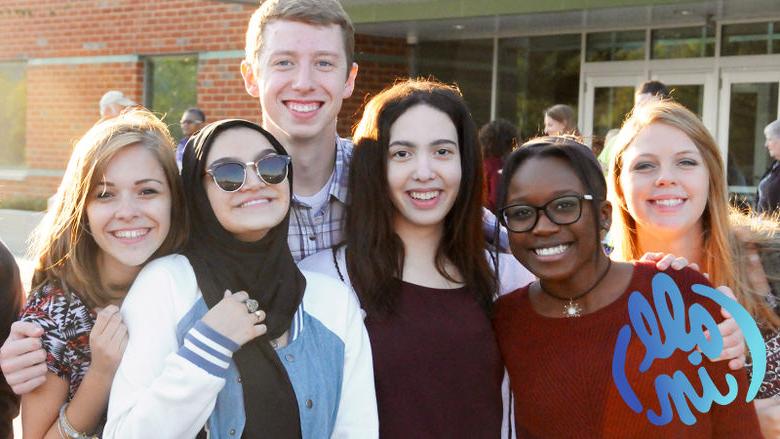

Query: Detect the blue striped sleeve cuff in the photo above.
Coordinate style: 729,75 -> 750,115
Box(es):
177,321 -> 239,378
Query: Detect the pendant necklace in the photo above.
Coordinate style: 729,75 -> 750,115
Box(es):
539,259 -> 612,318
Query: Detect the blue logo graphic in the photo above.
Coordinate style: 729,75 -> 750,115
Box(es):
611,272 -> 765,426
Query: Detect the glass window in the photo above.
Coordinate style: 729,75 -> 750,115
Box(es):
146,55 -> 198,140
668,84 -> 704,118
586,30 -> 645,62
721,22 -> 779,56
651,26 -> 715,59
726,82 -> 778,187
497,34 -> 581,139
415,39 -> 494,128
0,62 -> 26,166
593,86 -> 634,139
773,21 -> 780,54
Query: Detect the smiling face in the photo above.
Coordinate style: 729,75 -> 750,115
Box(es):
506,155 -> 608,281
386,104 -> 462,234
204,127 -> 290,242
544,115 -> 566,136
241,20 -> 357,147
86,144 -> 172,276
618,122 -> 709,238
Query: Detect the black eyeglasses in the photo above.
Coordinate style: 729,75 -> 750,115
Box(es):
205,154 -> 291,192
499,194 -> 596,233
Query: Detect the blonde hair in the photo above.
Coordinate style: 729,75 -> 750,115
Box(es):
608,100 -> 780,329
244,0 -> 355,73
30,109 -> 188,308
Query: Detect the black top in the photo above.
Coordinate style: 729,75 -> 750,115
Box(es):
758,161 -> 780,214
365,280 -> 503,439
0,240 -> 23,438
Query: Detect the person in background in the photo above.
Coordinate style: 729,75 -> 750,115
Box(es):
758,119 -> 780,215
543,104 -> 579,137
479,119 -> 519,212
176,108 -> 206,169
98,91 -> 136,119
0,240 -> 23,438
634,80 -> 670,106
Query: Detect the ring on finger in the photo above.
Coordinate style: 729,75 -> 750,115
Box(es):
245,299 -> 259,314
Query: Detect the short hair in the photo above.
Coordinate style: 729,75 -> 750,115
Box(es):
479,119 -> 519,159
30,109 -> 188,308
636,80 -> 670,99
244,0 -> 355,73
184,107 -> 206,123
765,119 -> 780,140
543,104 -> 578,135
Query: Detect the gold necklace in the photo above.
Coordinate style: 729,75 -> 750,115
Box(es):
539,259 -> 612,318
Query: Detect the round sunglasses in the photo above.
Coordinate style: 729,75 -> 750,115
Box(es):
205,154 -> 292,192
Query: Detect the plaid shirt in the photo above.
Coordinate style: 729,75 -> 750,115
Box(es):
288,137 -> 352,262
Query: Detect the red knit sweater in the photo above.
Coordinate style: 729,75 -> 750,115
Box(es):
493,262 -> 762,438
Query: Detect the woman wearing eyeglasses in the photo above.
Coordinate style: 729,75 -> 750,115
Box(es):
104,119 -> 377,438
492,136 -> 761,437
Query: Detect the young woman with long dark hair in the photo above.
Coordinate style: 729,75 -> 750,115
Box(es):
300,79 -> 534,438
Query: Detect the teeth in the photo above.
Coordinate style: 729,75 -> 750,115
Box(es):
113,229 -> 148,239
534,244 -> 569,256
653,198 -> 683,207
240,199 -> 270,208
287,102 -> 319,113
410,191 -> 439,201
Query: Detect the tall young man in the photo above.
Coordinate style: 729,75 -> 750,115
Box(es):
240,0 -> 358,262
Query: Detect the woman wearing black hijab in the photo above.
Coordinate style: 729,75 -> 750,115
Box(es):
104,120 -> 378,438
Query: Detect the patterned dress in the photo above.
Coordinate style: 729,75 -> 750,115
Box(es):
747,327 -> 780,399
20,282 -> 96,400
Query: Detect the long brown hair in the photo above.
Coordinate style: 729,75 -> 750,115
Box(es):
608,100 -> 780,329
347,78 -> 497,316
29,109 -> 188,308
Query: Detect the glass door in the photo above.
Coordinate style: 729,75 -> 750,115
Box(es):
717,71 -> 780,197
650,70 -> 717,134
581,73 -> 644,143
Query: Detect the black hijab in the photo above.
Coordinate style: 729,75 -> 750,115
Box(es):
181,119 -> 305,438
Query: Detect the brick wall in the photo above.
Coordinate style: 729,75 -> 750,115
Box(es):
338,34 -> 409,136
0,0 -> 409,201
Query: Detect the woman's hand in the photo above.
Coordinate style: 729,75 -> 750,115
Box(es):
640,252 -> 702,274
88,305 -> 128,377
201,290 -> 267,346
0,321 -> 47,394
708,286 -> 747,370
756,398 -> 780,438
